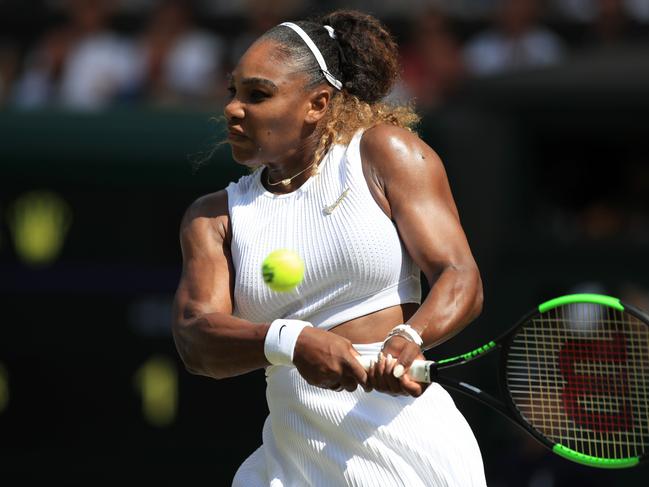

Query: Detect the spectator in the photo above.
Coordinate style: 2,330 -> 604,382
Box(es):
0,43 -> 19,106
464,0 -> 565,77
586,0 -> 647,46
553,0 -> 649,24
399,9 -> 466,109
12,26 -> 74,108
12,0 -> 136,110
132,0 -> 225,106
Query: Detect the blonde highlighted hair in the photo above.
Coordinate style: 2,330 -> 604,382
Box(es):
311,93 -> 419,167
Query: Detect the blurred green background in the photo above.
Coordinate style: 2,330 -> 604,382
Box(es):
1,0 -> 649,485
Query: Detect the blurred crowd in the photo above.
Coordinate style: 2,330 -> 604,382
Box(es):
0,0 -> 648,111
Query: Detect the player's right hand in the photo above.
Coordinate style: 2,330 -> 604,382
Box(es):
293,327 -> 368,392
371,335 -> 427,397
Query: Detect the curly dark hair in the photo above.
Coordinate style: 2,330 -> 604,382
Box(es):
261,10 -> 418,163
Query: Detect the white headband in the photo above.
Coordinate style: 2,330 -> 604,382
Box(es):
279,22 -> 342,90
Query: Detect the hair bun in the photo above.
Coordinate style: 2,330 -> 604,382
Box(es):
318,10 -> 399,103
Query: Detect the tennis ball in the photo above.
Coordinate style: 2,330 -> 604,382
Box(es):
262,249 -> 305,292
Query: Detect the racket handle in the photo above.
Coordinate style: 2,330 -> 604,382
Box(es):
356,355 -> 434,383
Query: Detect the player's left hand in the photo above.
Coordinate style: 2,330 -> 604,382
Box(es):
366,336 -> 427,397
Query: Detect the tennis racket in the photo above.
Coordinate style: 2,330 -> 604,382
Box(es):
357,293 -> 649,469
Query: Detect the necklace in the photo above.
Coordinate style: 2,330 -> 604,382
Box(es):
266,161 -> 319,187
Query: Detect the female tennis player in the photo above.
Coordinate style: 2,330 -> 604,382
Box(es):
172,10 -> 486,486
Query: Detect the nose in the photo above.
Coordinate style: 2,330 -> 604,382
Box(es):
224,97 -> 244,121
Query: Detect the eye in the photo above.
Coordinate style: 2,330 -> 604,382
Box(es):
226,85 -> 236,98
249,90 -> 269,102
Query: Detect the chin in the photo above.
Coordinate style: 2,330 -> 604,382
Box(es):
229,144 -> 261,168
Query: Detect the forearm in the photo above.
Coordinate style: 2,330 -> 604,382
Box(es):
172,312 -> 270,380
407,264 -> 483,350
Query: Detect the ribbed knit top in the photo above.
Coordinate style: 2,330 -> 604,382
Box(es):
225,130 -> 421,329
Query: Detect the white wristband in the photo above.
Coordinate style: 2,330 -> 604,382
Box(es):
264,319 -> 313,366
383,324 -> 424,348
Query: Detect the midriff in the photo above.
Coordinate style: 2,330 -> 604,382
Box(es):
328,303 -> 418,343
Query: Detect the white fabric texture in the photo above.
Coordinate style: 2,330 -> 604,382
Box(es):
232,343 -> 486,487
226,130 -> 485,486
225,130 -> 421,331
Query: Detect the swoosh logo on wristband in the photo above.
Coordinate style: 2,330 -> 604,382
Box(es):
278,324 -> 287,341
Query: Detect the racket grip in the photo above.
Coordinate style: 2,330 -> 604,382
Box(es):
356,355 -> 434,383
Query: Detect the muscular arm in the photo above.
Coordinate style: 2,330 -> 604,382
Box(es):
361,124 -> 483,350
172,191 -> 270,379
172,190 -> 368,389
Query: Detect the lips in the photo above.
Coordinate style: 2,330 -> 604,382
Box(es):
227,127 -> 247,139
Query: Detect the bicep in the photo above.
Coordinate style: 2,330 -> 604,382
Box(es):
393,159 -> 473,280
173,194 -> 234,325
364,128 -> 477,282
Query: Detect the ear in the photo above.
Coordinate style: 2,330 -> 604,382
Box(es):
304,89 -> 332,124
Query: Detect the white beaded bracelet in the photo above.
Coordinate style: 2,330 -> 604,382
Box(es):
382,324 -> 424,349
264,319 -> 313,366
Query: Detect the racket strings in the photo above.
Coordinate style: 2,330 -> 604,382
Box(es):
505,303 -> 649,460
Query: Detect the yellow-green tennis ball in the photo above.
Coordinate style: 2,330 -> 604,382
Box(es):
262,249 -> 305,292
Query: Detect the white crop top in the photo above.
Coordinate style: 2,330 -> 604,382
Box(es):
225,130 -> 421,330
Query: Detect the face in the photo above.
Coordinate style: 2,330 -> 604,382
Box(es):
224,39 -> 328,168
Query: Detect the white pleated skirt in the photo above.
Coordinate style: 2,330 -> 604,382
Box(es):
232,343 -> 486,487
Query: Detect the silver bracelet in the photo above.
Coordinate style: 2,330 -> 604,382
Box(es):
382,324 -> 424,349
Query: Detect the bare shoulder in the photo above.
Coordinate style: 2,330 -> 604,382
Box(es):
359,124 -> 449,207
180,190 -> 230,246
175,190 -> 235,320
360,124 -> 444,177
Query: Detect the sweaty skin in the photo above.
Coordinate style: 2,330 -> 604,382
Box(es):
172,38 -> 482,397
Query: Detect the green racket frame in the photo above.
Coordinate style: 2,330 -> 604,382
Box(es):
426,293 -> 649,469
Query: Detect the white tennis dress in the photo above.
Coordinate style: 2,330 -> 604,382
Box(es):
226,130 -> 486,486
